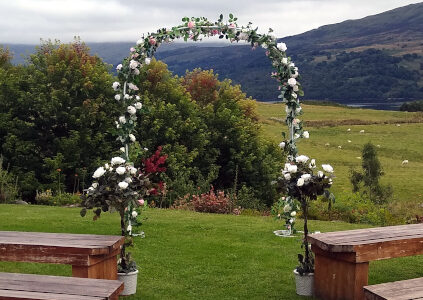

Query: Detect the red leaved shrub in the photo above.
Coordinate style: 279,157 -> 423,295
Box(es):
191,187 -> 231,214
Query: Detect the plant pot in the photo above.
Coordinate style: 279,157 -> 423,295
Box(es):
293,269 -> 314,296
118,269 -> 139,296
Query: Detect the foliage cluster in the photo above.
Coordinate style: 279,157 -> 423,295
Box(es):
35,189 -> 81,206
0,155 -> 19,203
191,187 -> 232,214
400,100 -> 423,112
0,41 -> 120,201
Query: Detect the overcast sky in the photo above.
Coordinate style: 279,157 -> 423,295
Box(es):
0,0 -> 421,44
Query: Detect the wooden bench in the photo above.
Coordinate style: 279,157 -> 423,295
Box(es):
364,277 -> 423,300
308,223 -> 423,300
0,272 -> 123,300
0,231 -> 124,280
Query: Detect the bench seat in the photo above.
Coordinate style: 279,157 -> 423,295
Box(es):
0,272 -> 123,300
364,277 -> 423,300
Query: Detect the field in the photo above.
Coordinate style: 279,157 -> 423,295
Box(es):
257,102 -> 423,207
2,205 -> 423,299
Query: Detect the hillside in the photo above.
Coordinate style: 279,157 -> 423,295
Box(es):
3,3 -> 423,103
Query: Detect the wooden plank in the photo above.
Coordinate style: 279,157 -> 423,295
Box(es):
364,278 -> 423,300
0,290 -> 102,300
0,272 -> 123,298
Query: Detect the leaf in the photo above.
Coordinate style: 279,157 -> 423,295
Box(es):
229,13 -> 233,19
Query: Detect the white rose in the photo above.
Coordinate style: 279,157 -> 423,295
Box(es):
124,94 -> 130,100
92,167 -> 106,179
284,172 -> 291,180
261,43 -> 268,49
111,157 -> 125,165
136,39 -> 143,45
292,71 -> 299,78
130,167 -> 137,175
114,94 -> 121,101
239,32 -> 249,40
134,68 -> 140,75
128,83 -> 138,91
277,42 -> 287,51
134,102 -> 142,110
303,131 -> 310,139
145,57 -> 151,65
289,63 -> 295,68
281,57 -> 288,64
301,174 -> 311,181
288,78 -> 297,87
104,163 -> 109,169
322,164 -> 334,173
287,165 -> 297,173
127,106 -> 136,115
120,147 -> 125,153
131,211 -> 138,218
129,134 -> 136,142
295,155 -> 309,163
317,171 -> 324,178
88,186 -> 94,192
290,211 -> 297,217
127,224 -> 132,232
294,133 -> 300,139
92,182 -> 98,189
283,205 -> 291,212
129,60 -> 138,69
279,142 -> 285,149
116,166 -> 126,175
118,181 -> 129,189
309,159 -> 316,169
112,82 -> 120,91
297,177 -> 305,187
119,116 -> 126,124
293,85 -> 299,92
289,218 -> 294,224
125,177 -> 133,183
116,64 -> 122,71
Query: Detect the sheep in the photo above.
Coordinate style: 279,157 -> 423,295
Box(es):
402,160 -> 409,166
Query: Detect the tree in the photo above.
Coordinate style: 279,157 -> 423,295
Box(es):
0,40 -> 120,200
350,142 -> 392,204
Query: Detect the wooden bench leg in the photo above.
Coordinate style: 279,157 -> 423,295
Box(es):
72,256 -> 118,280
314,253 -> 369,300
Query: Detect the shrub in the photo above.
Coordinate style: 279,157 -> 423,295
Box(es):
0,156 -> 19,203
191,188 -> 231,214
36,190 -> 81,206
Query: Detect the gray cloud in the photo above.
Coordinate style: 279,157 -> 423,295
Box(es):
0,0 -> 420,44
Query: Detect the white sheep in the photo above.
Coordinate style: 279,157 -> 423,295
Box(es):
402,160 -> 409,166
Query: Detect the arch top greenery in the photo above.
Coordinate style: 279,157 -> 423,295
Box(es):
112,14 -> 308,162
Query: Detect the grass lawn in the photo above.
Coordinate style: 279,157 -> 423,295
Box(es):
257,102 -> 423,207
1,205 -> 423,299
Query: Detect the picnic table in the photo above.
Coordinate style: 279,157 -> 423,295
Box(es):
0,231 -> 124,280
308,223 -> 423,300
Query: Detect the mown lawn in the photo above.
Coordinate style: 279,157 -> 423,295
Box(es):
257,102 -> 423,206
1,205 -> 423,299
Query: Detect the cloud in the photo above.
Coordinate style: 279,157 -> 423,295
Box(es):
0,0 -> 420,44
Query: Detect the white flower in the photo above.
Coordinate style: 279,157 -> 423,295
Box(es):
309,159 -> 316,169
261,43 -> 268,49
124,94 -> 130,100
104,163 -> 110,169
294,133 -> 300,139
291,71 -> 299,78
134,102 -> 142,110
111,157 -> 125,165
295,107 -> 301,114
239,32 -> 249,40
281,57 -> 288,64
293,85 -> 299,92
317,171 -> 324,178
112,82 -> 120,91
288,78 -> 297,87
128,83 -> 138,91
136,39 -> 143,45
287,164 -> 297,173
114,94 -> 121,101
297,177 -> 305,187
92,182 -> 98,189
131,211 -> 138,218
136,95 -> 140,100
283,205 -> 291,212
88,186 -> 94,192
127,106 -> 136,115
279,142 -> 285,149
322,164 -> 334,173
119,116 -> 126,124
328,178 -> 333,185
290,211 -> 297,217
134,68 -> 140,75
301,174 -> 311,181
285,106 -> 292,114
92,167 -> 106,179
118,181 -> 129,189
120,147 -> 125,153
145,58 -> 151,65
289,63 -> 295,68
129,60 -> 138,69
125,177 -> 133,183
116,64 -> 122,71
289,218 -> 294,224
129,134 -> 136,142
116,166 -> 126,175
130,167 -> 137,175
292,92 -> 297,99
295,155 -> 309,163
284,173 -> 291,180
303,131 -> 309,139
127,224 -> 132,232
277,42 -> 287,51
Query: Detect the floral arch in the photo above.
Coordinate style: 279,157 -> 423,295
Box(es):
112,14 -> 307,162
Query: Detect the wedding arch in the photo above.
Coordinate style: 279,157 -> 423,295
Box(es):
112,14 -> 308,161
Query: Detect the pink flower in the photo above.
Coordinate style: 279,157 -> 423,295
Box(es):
228,23 -> 236,29
130,47 -> 135,52
188,21 -> 195,29
138,199 -> 145,206
211,29 -> 219,35
149,37 -> 156,45
265,51 -> 270,56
